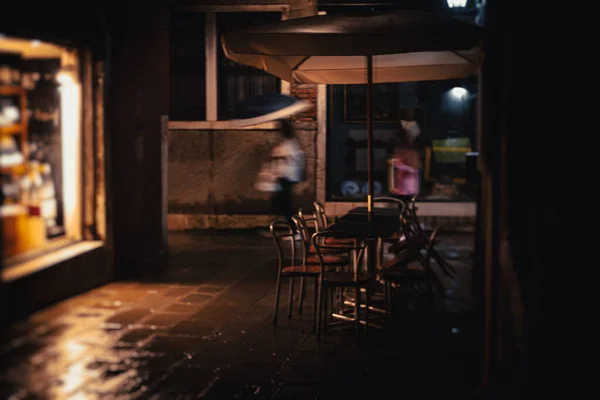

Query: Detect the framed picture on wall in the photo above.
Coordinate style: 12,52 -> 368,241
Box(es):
344,84 -> 397,123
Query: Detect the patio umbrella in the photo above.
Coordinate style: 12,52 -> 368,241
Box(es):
231,93 -> 313,127
222,10 -> 485,215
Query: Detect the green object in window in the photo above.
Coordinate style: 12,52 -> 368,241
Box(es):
431,137 -> 471,164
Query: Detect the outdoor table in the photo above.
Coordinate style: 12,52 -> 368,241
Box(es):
325,207 -> 402,328
331,207 -> 402,239
327,207 -> 401,269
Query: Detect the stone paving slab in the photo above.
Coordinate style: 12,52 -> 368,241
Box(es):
1,230 -> 479,399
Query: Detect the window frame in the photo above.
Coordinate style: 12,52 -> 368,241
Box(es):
168,6 -> 290,126
215,11 -> 283,121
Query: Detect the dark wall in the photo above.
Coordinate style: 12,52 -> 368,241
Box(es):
478,0 -> 543,394
1,3 -> 105,54
106,3 -> 170,277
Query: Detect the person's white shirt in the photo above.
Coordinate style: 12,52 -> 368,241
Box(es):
254,138 -> 304,192
270,138 -> 304,184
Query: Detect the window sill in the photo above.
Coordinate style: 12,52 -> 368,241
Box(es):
168,120 -> 280,130
2,240 -> 104,283
325,201 -> 476,217
329,195 -> 476,203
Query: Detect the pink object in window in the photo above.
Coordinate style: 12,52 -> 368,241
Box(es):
390,159 -> 420,196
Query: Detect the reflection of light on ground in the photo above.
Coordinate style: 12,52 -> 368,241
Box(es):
67,392 -> 90,400
64,339 -> 87,362
60,362 -> 87,394
32,323 -> 132,397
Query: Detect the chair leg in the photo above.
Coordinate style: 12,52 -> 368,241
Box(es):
273,273 -> 282,326
312,277 -> 319,332
329,288 -> 335,320
383,280 -> 389,317
288,277 -> 295,318
323,287 -> 329,332
355,285 -> 361,343
377,238 -> 383,270
364,284 -> 370,336
387,281 -> 393,315
298,277 -> 305,314
315,279 -> 323,340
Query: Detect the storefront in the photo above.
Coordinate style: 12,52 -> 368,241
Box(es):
319,1 -> 479,222
0,31 -> 107,319
325,80 -> 478,201
165,0 -> 478,230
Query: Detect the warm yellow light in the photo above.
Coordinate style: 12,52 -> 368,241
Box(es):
57,71 -> 82,240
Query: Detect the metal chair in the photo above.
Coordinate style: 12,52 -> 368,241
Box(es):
373,196 -> 407,269
312,201 -> 329,231
292,215 -> 350,315
298,206 -> 321,234
270,220 -> 319,329
312,230 -> 373,343
381,218 -> 442,314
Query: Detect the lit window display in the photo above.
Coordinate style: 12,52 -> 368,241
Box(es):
326,78 -> 477,202
1,36 -> 81,260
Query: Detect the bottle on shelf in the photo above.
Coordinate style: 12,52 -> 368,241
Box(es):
39,162 -> 58,234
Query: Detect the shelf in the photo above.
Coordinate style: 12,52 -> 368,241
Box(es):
1,163 -> 26,174
0,85 -> 25,96
0,123 -> 24,136
0,204 -> 27,217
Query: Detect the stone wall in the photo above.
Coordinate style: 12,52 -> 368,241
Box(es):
168,126 -> 317,228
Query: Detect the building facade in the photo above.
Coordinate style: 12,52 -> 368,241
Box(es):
1,4 -> 110,320
166,0 -> 480,231
2,0 -> 535,395
0,0 -> 483,324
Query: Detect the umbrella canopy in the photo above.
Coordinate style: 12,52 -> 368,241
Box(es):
221,10 -> 485,216
231,94 -> 313,126
222,10 -> 485,84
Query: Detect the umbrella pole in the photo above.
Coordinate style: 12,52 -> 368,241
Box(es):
366,55 -> 374,219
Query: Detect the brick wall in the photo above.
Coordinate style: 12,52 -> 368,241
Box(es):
290,84 -> 318,125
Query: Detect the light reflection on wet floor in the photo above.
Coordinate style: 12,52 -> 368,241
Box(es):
1,231 -> 478,399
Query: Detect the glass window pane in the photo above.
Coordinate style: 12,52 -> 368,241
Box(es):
170,12 -> 206,121
326,78 -> 478,202
216,12 -> 282,120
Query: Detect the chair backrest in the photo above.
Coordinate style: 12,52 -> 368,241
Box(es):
397,195 -> 420,234
402,216 -> 439,268
291,215 -> 312,265
298,206 -> 320,233
270,220 -> 300,270
312,201 -> 329,231
311,231 -> 366,277
421,228 -> 442,293
423,227 -> 439,264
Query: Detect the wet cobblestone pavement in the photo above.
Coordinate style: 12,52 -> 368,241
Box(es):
1,230 -> 479,399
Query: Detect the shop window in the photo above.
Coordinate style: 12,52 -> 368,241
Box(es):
326,79 -> 478,202
216,12 -> 281,120
1,37 -> 82,261
170,12 -> 207,121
